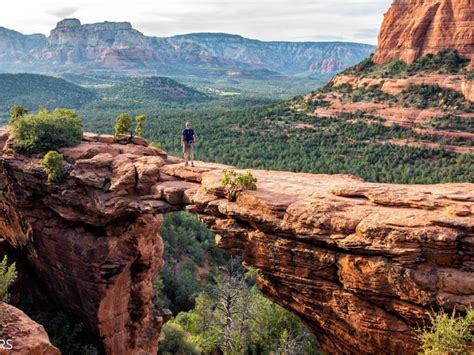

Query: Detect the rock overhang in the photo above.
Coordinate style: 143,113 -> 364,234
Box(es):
0,131 -> 473,354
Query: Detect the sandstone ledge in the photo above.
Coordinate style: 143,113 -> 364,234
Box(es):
0,132 -> 472,354
331,74 -> 474,103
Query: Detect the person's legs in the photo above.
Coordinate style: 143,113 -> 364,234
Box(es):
183,144 -> 189,165
190,143 -> 194,166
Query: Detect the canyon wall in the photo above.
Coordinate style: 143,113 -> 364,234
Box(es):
1,131 -> 472,354
373,0 -> 474,65
0,130 -> 171,354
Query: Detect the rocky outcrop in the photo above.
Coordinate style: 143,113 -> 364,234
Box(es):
373,0 -> 474,65
331,73 -> 474,103
1,131 -> 473,354
168,164 -> 474,354
0,303 -> 60,355
294,0 -> 473,154
46,19 -> 153,67
296,67 -> 474,154
0,132 -> 172,354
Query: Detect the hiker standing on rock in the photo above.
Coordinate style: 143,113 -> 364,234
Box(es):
181,121 -> 196,167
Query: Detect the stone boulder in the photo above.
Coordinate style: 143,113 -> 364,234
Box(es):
0,303 -> 59,355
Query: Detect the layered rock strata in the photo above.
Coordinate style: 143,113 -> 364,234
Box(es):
0,131 -> 170,354
373,0 -> 474,65
331,74 -> 474,103
0,131 -> 472,354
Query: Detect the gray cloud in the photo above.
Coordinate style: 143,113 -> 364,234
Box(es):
46,6 -> 80,18
353,28 -> 380,39
304,34 -> 347,41
0,0 -> 393,44
321,1 -> 391,16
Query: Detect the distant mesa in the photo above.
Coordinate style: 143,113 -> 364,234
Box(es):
54,18 -> 133,31
55,18 -> 81,28
0,18 -> 374,76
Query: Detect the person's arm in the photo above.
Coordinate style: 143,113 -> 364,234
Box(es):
193,132 -> 198,143
180,131 -> 184,146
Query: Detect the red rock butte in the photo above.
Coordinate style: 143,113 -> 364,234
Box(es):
373,0 -> 474,65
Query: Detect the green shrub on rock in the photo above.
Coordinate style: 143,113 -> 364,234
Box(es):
149,141 -> 161,149
383,60 -> 407,76
9,105 -> 29,124
222,169 -> 257,202
11,108 -> 82,153
0,256 -> 17,303
408,50 -> 470,75
401,84 -> 469,111
417,309 -> 474,354
114,113 -> 131,140
342,50 -> 470,78
134,115 -> 147,137
40,151 -> 65,182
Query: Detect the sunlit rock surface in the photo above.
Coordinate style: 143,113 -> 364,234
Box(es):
373,0 -> 474,66
1,131 -> 472,354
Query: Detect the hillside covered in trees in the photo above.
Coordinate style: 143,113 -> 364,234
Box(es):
0,74 -> 97,114
1,53 -> 472,185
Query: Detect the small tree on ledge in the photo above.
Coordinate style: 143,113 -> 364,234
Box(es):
135,115 -> 147,137
0,256 -> 17,303
222,169 -> 257,202
114,113 -> 148,142
40,151 -> 65,182
114,113 -> 131,140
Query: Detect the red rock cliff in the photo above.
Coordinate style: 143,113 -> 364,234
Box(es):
0,130 -> 171,354
1,130 -> 473,354
373,0 -> 474,65
165,163 -> 474,354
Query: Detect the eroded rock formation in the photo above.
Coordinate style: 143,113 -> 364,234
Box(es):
0,130 -> 171,354
295,72 -> 474,154
0,303 -> 60,355
373,0 -> 474,65
331,73 -> 474,103
294,0 -> 474,155
46,19 -> 155,67
166,161 -> 474,354
1,130 -> 472,354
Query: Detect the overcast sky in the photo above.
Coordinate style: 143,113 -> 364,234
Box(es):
0,0 -> 392,44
